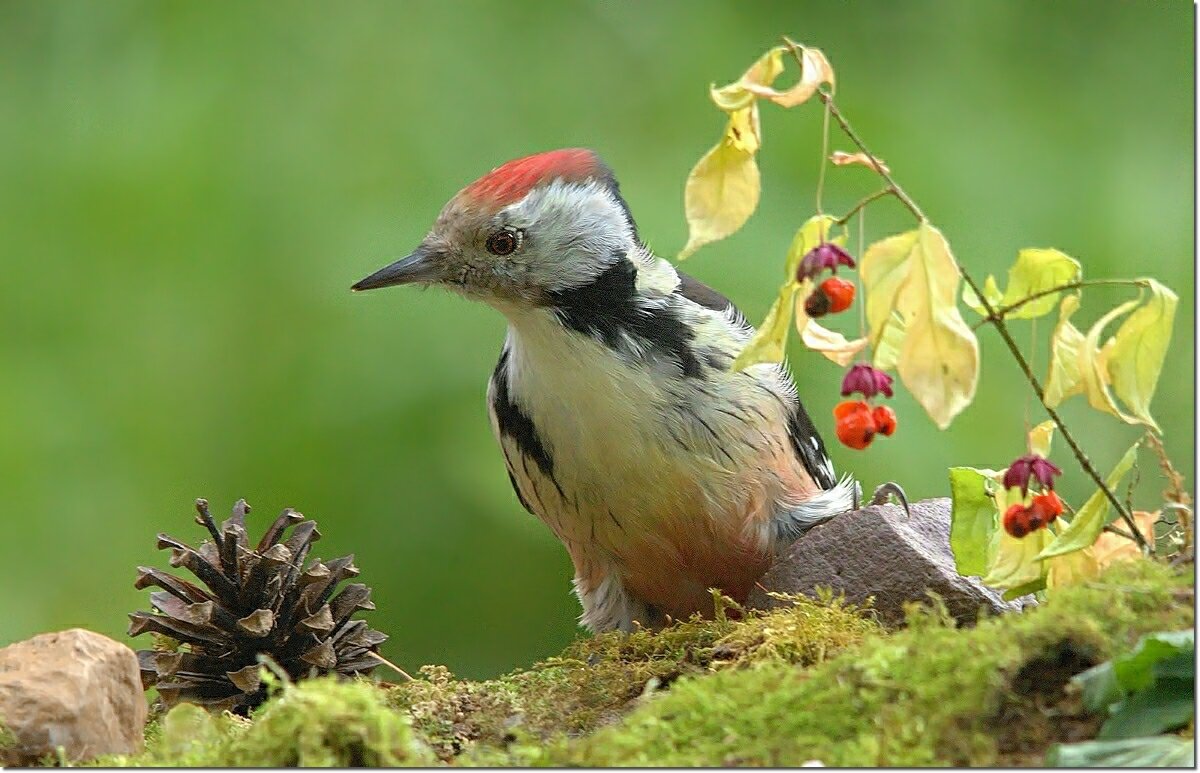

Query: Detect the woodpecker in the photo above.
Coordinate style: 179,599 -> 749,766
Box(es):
353,149 -> 857,633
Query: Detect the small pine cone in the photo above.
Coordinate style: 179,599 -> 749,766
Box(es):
129,499 -> 387,714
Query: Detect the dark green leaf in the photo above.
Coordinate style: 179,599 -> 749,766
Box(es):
1046,736 -> 1194,767
1099,677 -> 1194,739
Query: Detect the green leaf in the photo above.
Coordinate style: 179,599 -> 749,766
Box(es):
1101,279 -> 1178,432
1038,440 -> 1139,560
962,275 -> 1002,315
1002,576 -> 1047,600
1046,736 -> 1194,767
948,467 -> 1001,576
1113,630 -> 1194,694
732,281 -> 798,370
1100,677 -> 1194,739
984,524 -> 1052,591
1074,630 -> 1194,712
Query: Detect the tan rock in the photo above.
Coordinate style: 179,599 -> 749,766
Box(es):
0,628 -> 147,765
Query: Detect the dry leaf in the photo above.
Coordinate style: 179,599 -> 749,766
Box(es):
830,150 -> 890,174
744,45 -> 835,107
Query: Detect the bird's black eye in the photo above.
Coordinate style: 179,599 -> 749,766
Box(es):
486,228 -> 520,256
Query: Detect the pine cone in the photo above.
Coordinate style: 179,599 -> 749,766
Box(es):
129,498 -> 387,714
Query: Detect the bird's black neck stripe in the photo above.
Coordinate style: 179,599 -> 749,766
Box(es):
491,349 -> 556,480
545,254 -> 703,378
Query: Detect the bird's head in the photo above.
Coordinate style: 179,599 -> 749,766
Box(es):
352,149 -> 640,310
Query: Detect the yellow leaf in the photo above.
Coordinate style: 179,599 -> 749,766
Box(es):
1046,510 -> 1157,593
732,281 -> 798,371
962,249 -> 1080,320
962,275 -> 1002,316
744,45 -> 835,107
783,214 -> 843,280
1080,296 -> 1142,423
1002,248 -> 1082,319
893,224 -> 980,429
1093,510 -> 1159,568
871,312 -> 905,371
794,289 -> 869,366
860,229 -> 919,349
1046,547 -> 1100,591
1044,295 -> 1087,407
1028,420 -> 1055,457
984,526 -> 1052,591
678,118 -> 761,260
829,150 -> 890,174
709,47 -> 786,113
726,104 -> 762,154
1099,279 -> 1177,432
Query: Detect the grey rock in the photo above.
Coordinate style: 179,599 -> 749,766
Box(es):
748,497 -> 1031,626
0,628 -> 147,765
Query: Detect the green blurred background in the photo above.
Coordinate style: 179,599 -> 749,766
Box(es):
0,1 -> 1193,679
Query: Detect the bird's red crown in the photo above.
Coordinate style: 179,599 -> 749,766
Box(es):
462,148 -> 603,209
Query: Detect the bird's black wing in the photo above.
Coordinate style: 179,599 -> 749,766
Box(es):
675,270 -> 750,329
676,269 -> 836,491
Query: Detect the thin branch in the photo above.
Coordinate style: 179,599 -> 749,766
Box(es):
780,35 -> 1149,551
835,187 -> 893,225
1103,523 -> 1136,541
971,278 -> 1150,329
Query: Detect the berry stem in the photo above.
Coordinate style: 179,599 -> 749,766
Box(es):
781,35 -> 1150,552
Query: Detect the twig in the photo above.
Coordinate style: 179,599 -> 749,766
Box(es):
835,187 -> 893,225
367,651 -> 414,682
780,36 -> 1148,551
1103,523 -> 1136,541
970,278 -> 1150,330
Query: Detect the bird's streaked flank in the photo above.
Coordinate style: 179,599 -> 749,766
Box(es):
354,149 -> 857,632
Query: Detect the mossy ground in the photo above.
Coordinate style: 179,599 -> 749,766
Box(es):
93,562 -> 1192,767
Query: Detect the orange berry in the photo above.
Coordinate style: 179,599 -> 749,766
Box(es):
1030,491 -> 1064,524
819,277 -> 856,313
833,399 -> 864,420
834,400 -> 876,450
872,405 -> 897,436
1003,504 -> 1032,538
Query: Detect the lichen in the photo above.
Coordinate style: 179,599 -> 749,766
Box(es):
92,561 -> 1191,767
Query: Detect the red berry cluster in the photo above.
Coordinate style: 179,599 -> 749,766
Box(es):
1000,453 -> 1065,538
833,363 -> 896,450
1003,492 -> 1065,538
797,243 -> 856,319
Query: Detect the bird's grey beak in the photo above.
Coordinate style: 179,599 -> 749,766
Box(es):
351,245 -> 443,292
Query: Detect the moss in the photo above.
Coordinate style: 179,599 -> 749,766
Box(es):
100,677 -> 433,767
385,592 -> 878,761
93,560 -> 1191,767
549,561 -> 1194,766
